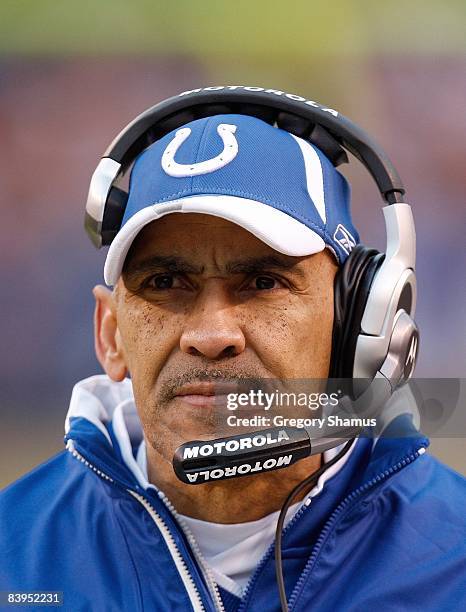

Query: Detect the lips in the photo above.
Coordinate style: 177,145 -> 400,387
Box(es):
174,381 -> 239,407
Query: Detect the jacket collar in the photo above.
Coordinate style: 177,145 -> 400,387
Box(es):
65,375 -> 144,489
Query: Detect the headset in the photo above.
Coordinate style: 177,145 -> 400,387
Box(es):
85,85 -> 419,395
85,85 -> 420,612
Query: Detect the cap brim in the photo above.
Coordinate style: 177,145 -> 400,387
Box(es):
104,195 -> 326,285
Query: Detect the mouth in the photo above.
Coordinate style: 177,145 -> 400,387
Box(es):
173,381 -> 240,407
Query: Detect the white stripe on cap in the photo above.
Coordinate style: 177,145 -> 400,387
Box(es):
290,135 -> 326,223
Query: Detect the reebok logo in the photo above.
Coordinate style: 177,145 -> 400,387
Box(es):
333,224 -> 357,255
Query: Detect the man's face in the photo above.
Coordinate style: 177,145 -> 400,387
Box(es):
99,213 -> 338,462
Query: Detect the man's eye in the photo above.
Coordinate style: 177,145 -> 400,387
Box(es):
250,275 -> 280,290
146,274 -> 178,289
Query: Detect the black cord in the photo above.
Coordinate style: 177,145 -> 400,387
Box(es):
274,439 -> 355,612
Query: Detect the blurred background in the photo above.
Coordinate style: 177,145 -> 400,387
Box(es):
1,1 -> 465,486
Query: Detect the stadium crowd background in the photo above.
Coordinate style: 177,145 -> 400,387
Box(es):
1,1 -> 465,485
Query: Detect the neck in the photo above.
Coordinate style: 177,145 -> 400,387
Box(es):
146,444 -> 322,523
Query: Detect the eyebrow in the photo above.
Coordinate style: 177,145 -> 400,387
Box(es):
123,254 -> 305,279
225,255 -> 305,277
123,255 -> 204,279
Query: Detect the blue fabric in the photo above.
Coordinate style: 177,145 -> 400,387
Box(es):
122,114 -> 359,264
218,586 -> 242,612
1,414 -> 466,611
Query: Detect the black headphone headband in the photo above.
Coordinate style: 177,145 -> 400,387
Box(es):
104,86 -> 405,203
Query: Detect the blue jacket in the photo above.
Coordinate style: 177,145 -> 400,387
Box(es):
1,377 -> 466,611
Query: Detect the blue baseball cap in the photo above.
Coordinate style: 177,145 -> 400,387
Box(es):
104,113 -> 359,285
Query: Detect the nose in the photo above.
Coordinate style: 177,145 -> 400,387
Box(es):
180,285 -> 246,360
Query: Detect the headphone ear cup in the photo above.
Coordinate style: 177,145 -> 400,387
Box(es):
100,186 -> 128,246
330,245 -> 384,382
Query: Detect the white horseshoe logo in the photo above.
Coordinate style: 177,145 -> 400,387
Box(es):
161,123 -> 238,177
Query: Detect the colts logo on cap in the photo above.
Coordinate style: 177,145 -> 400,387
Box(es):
162,124 -> 239,177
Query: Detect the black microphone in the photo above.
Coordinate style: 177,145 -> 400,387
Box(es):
172,426 -> 359,484
172,375 -> 394,484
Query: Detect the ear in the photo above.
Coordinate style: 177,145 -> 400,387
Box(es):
93,285 -> 128,381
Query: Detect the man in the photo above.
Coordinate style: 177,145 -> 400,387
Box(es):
1,97 -> 465,612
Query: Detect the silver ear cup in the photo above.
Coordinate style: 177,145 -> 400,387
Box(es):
353,203 -> 417,383
379,310 -> 419,389
85,158 -> 122,248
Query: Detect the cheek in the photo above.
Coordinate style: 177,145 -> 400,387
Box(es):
116,301 -> 183,381
245,293 -> 334,377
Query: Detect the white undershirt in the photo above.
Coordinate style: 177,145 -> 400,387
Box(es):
177,499 -> 303,596
113,402 -> 356,596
